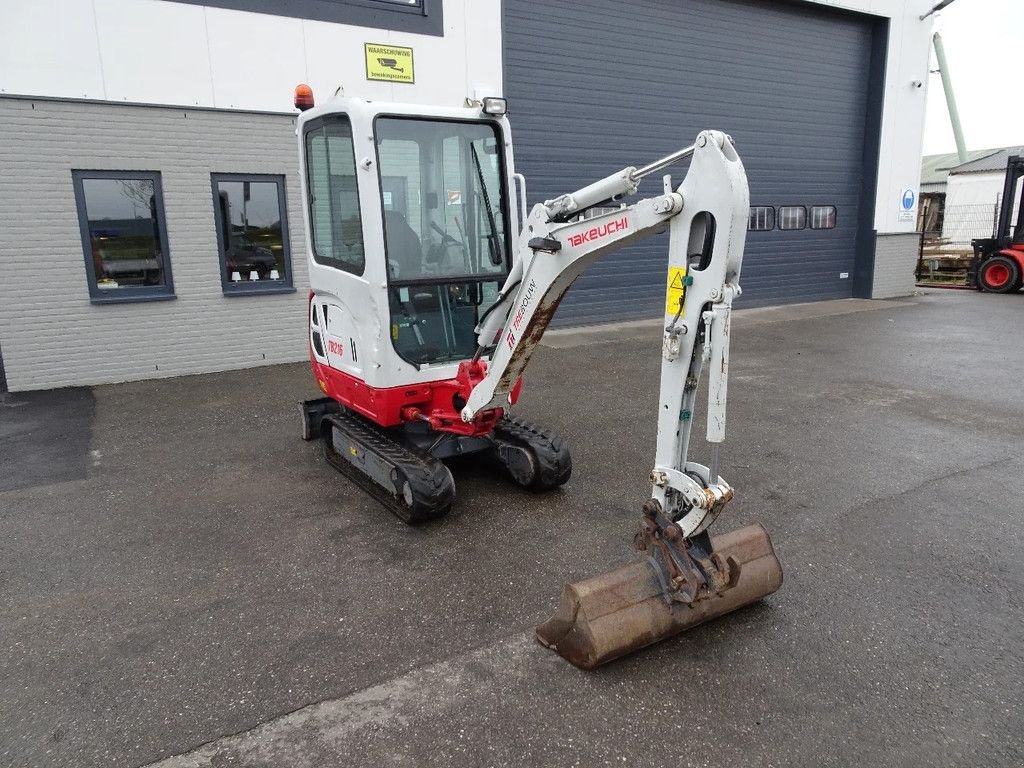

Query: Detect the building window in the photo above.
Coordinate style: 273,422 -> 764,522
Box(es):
170,0 -> 442,36
748,206 -> 775,231
809,205 -> 837,230
304,115 -> 365,276
778,205 -> 808,231
72,170 -> 174,303
212,174 -> 293,294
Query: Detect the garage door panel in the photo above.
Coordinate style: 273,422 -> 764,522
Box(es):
505,0 -> 875,324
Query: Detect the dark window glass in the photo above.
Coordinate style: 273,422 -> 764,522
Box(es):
212,174 -> 292,293
748,206 -> 775,231
810,205 -> 837,230
168,0 -> 441,36
304,116 -> 365,275
72,171 -> 174,302
778,206 -> 807,231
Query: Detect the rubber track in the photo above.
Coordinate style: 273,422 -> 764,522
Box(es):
492,416 -> 572,490
321,410 -> 454,524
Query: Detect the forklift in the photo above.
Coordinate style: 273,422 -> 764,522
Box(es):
969,155 -> 1024,293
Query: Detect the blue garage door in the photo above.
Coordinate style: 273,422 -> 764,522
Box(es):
504,0 -> 881,322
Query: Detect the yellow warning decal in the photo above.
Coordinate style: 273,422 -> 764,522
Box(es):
365,43 -> 414,84
665,266 -> 687,315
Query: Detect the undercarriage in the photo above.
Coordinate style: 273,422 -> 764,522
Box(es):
300,397 -> 571,523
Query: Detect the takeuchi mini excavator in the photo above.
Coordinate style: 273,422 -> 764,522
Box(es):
295,87 -> 782,669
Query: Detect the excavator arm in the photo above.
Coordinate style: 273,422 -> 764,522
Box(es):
465,130 -> 747,536
461,131 -> 783,669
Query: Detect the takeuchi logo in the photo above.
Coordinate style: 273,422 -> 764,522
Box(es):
566,217 -> 629,248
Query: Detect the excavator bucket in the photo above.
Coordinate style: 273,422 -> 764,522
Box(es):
536,523 -> 782,669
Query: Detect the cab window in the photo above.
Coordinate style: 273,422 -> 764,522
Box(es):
304,115 -> 365,275
376,117 -> 508,282
375,117 -> 510,366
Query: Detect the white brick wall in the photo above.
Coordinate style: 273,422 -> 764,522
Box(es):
871,232 -> 920,299
0,96 -> 310,391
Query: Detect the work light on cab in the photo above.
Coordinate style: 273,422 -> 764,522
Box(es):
482,97 -> 507,116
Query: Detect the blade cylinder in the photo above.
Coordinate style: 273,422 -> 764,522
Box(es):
535,523 -> 782,669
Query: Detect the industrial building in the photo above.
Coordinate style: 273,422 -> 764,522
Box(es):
920,146 -> 1024,244
0,0 -> 936,391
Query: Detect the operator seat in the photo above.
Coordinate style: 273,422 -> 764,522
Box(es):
384,210 -> 423,279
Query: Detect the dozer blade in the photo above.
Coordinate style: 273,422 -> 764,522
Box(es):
535,523 -> 782,670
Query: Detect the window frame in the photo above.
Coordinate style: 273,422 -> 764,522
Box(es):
72,169 -> 175,304
372,114 -> 513,369
748,205 -> 776,232
210,173 -> 295,296
809,205 -> 838,230
170,0 -> 442,36
302,114 -> 367,277
777,205 -> 808,231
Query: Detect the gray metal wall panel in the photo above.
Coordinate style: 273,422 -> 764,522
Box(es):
504,0 -> 876,324
872,232 -> 919,298
0,97 -> 308,390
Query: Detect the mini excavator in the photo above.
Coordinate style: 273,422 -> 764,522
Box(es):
296,88 -> 782,669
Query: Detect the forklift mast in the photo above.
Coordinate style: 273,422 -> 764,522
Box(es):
995,155 -> 1024,247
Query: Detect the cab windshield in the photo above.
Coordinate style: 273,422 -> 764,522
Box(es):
376,117 -> 509,366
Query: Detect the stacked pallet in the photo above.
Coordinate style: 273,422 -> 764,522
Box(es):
916,234 -> 971,285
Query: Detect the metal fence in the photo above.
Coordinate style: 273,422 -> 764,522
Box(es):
933,203 -> 999,251
917,202 -> 999,283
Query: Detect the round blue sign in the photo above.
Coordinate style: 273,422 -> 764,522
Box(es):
901,188 -> 916,210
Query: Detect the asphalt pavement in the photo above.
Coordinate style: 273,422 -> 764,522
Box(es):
1,289 -> 1022,767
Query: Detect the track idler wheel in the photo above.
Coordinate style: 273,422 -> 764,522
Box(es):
491,417 -> 572,491
535,523 -> 783,669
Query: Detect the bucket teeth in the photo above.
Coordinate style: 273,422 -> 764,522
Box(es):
535,523 -> 782,670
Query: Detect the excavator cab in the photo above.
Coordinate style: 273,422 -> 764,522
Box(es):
296,91 -> 570,523
297,94 -> 521,407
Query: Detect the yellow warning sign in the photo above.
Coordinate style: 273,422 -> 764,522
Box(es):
365,43 -> 415,84
665,266 -> 687,315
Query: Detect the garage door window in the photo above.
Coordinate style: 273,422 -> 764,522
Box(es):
810,205 -> 837,230
212,174 -> 293,295
72,170 -> 174,303
778,206 -> 807,231
748,206 -> 775,231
